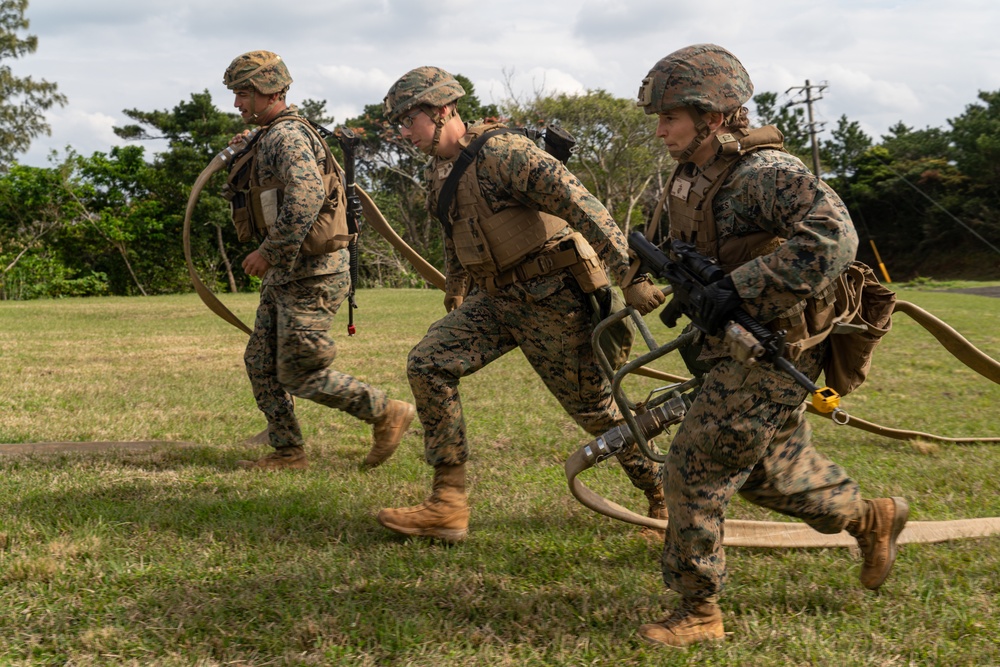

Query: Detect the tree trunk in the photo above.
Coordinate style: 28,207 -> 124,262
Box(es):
114,241 -> 147,296
216,224 -> 238,292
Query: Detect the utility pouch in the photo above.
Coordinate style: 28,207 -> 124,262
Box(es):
592,286 -> 636,370
824,262 -> 896,396
805,280 -> 839,335
229,192 -> 254,242
250,186 -> 280,232
564,232 -> 610,293
223,146 -> 259,242
300,168 -> 354,256
452,216 -> 497,277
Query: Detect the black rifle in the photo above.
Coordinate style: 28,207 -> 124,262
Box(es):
336,127 -> 363,336
628,231 -> 843,414
306,120 -> 363,335
524,124 -> 576,165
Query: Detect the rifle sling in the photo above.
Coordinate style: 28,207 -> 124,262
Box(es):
435,128 -> 519,235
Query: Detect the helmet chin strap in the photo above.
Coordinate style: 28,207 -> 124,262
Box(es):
672,109 -> 712,163
244,89 -> 282,126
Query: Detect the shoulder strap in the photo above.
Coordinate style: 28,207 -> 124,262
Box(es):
436,128 -> 517,234
272,115 -> 340,176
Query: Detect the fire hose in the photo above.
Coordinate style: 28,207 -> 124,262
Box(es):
9,144 -> 1000,554
565,299 -> 1000,547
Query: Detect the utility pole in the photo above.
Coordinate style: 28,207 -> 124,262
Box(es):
785,79 -> 827,175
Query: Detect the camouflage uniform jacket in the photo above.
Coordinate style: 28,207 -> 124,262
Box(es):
253,106 -> 348,286
679,148 -> 858,358
426,123 -> 631,290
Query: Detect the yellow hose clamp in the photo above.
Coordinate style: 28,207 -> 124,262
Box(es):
811,386 -> 841,413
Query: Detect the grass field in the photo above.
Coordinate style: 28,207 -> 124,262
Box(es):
1,285 -> 999,666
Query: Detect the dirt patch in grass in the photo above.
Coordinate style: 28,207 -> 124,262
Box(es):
948,286 -> 1000,298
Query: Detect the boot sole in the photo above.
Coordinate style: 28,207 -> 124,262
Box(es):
377,515 -> 468,544
638,627 -> 725,648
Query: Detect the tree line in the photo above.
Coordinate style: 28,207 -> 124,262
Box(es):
2,5 -> 999,300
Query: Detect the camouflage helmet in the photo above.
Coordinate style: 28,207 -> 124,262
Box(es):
637,44 -> 753,115
223,50 -> 292,94
383,66 -> 466,123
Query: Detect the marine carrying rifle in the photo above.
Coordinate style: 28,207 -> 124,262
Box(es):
628,231 -> 846,419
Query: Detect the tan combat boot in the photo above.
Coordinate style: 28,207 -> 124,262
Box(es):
365,399 -> 416,467
237,446 -> 308,470
640,487 -> 668,543
848,496 -> 909,589
638,596 -> 725,648
377,463 -> 469,543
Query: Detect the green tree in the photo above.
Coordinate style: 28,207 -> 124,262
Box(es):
752,91 -> 809,158
943,90 -> 1000,253
114,91 -> 247,293
0,0 -> 67,169
65,146 -> 165,296
821,114 -> 872,183
0,161 -> 88,298
880,122 -> 951,161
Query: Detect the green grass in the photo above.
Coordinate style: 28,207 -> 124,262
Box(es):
0,287 -> 999,666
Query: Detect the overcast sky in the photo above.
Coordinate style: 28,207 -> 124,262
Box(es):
14,0 -> 1000,167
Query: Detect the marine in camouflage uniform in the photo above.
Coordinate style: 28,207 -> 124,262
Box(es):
375,66 -> 667,543
632,44 -> 910,648
223,51 -> 414,471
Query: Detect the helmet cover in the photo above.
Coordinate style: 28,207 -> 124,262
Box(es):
637,44 -> 753,115
383,66 -> 466,123
224,50 -> 292,94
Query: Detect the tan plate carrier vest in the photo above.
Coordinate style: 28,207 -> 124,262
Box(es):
224,115 -> 355,256
665,126 -> 840,359
443,123 -> 608,294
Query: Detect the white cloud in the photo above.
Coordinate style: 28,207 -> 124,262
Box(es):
21,109 -> 129,166
11,0 -> 1000,166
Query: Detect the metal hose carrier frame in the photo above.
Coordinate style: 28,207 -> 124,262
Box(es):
567,297 -> 1000,547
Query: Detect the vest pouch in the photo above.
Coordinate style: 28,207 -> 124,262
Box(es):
229,193 -> 254,243
300,169 -> 354,256
478,207 -> 568,273
805,280 -> 838,337
452,216 -> 499,275
250,186 -> 280,234
224,150 -> 257,243
563,232 -> 610,293
769,300 -> 808,361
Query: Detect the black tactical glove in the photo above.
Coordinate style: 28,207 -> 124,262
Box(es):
698,276 -> 742,335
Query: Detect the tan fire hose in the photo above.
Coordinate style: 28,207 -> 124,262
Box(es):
567,298 -> 1000,547
37,147 -> 994,548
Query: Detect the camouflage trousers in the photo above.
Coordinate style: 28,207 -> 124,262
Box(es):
245,272 -> 389,449
661,343 -> 862,599
407,273 -> 661,493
